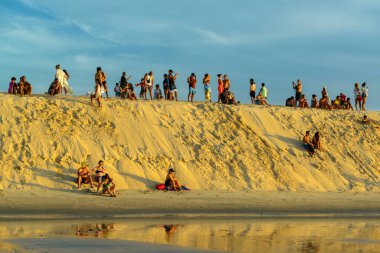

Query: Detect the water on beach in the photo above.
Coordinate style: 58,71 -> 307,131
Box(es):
1,218 -> 380,253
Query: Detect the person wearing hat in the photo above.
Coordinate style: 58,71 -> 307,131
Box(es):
165,168 -> 181,191
77,162 -> 94,189
8,77 -> 17,94
48,78 -> 62,96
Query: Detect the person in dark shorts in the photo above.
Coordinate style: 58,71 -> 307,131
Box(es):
77,162 -> 94,189
293,80 -> 303,106
303,131 -> 316,157
249,79 -> 256,104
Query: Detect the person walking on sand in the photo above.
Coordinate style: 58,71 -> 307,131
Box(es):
90,80 -> 102,107
361,82 -> 368,111
144,71 -> 154,100
77,162 -> 94,190
168,69 -> 178,101
303,131 -> 316,157
354,83 -> 362,111
187,73 -> 197,102
203,73 -> 211,102
18,76 -> 32,97
217,74 -> 224,103
249,79 -> 256,104
259,83 -> 268,100
95,67 -> 108,98
292,79 -> 302,106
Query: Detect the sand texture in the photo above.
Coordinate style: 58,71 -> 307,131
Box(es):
0,94 -> 378,192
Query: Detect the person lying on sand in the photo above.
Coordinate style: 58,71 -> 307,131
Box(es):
165,168 -> 181,191
303,131 -> 316,157
100,174 -> 116,197
78,162 -> 94,189
360,115 -> 380,129
93,160 -> 107,192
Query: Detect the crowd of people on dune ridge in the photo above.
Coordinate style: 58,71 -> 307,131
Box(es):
5,65 -> 378,162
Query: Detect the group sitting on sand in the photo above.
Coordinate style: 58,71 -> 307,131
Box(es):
302,131 -> 322,157
7,76 -> 32,96
77,160 -> 116,197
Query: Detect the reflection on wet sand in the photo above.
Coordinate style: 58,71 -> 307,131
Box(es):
1,219 -> 380,253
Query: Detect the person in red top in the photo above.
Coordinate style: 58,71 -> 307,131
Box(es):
217,74 -> 224,103
187,73 -> 197,102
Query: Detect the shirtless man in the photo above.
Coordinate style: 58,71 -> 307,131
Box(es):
303,131 -> 316,157
95,67 -> 108,98
299,94 -> 309,108
78,163 -> 94,189
310,94 -> 319,108
18,76 -> 33,97
223,75 -> 231,91
187,73 -> 197,102
249,79 -> 256,104
293,80 -> 302,106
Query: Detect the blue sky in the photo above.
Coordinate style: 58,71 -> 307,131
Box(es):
1,0 -> 379,109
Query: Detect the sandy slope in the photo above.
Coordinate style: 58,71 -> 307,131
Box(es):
0,94 -> 378,192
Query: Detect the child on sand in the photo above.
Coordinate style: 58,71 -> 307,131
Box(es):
154,84 -> 163,99
165,168 -> 181,191
95,67 -> 108,98
203,74 -> 211,102
93,160 -> 107,192
136,78 -> 147,99
114,83 -> 121,97
126,83 -> 137,100
18,76 -> 32,97
100,174 -> 116,197
303,131 -> 316,157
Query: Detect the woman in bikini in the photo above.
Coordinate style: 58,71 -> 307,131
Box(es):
100,174 -> 116,197
93,160 -> 107,192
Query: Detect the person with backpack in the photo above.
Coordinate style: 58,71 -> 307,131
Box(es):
187,73 -> 197,102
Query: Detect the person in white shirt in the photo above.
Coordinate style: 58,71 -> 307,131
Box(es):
55,64 -> 70,95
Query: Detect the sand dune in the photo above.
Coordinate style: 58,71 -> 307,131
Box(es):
0,94 -> 378,192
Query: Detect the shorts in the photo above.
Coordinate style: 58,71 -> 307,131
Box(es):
170,89 -> 177,93
296,92 -> 302,101
189,87 -> 196,94
250,91 -> 256,98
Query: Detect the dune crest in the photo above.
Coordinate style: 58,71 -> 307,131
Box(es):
0,94 -> 378,192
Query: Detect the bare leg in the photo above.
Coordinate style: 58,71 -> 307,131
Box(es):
175,91 -> 178,101
77,176 -> 82,189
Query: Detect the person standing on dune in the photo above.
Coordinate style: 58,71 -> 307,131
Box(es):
95,67 -> 108,98
168,69 -> 178,101
145,71 -> 154,100
361,82 -> 368,111
217,74 -> 224,103
292,79 -> 302,106
203,73 -> 211,102
249,79 -> 256,104
187,73 -> 197,102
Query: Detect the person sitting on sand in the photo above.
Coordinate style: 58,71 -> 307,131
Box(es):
154,84 -> 163,99
255,93 -> 269,106
319,96 -> 332,110
126,82 -> 137,100
310,94 -> 319,108
114,83 -> 121,97
93,160 -> 107,192
259,83 -> 268,100
345,98 -> 354,110
285,96 -> 296,107
78,162 -> 94,189
298,94 -> 309,108
18,76 -> 33,97
332,96 -> 342,109
8,77 -> 17,94
312,132 -> 322,150
90,80 -> 102,108
165,168 -> 181,191
100,173 -> 116,197
48,78 -> 62,96
303,131 -> 316,157
223,75 -> 231,91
